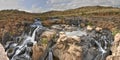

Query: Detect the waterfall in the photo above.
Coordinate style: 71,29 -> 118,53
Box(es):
11,27 -> 39,60
80,29 -> 113,60
2,18 -> 113,60
48,48 -> 53,60
94,40 -> 106,54
4,18 -> 45,60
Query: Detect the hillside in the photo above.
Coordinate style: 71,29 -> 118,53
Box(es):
0,6 -> 120,20
0,6 -> 120,39
41,6 -> 120,17
40,6 -> 120,32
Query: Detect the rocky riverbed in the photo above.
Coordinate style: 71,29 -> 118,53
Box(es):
0,18 -> 120,60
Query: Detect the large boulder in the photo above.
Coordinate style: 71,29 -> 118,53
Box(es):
106,33 -> 120,60
41,30 -> 57,41
114,33 -> 120,43
86,25 -> 93,31
32,30 -> 56,60
0,43 -> 9,60
32,44 -> 46,60
53,32 -> 82,60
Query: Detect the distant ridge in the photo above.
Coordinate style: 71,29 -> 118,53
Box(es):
40,6 -> 120,17
0,6 -> 119,20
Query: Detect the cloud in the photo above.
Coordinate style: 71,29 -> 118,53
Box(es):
22,4 -> 48,13
0,0 -> 44,13
0,0 -> 120,13
47,0 -> 120,11
47,0 -> 70,4
0,0 -> 23,10
30,4 -> 46,13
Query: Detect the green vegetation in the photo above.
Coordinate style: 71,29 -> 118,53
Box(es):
112,28 -> 120,36
41,38 -> 48,44
86,22 -> 93,26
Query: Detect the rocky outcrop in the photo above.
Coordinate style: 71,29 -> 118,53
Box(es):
106,33 -> 120,60
53,32 -> 82,60
41,29 -> 57,41
32,30 -> 57,60
95,27 -> 102,31
0,43 -> 9,60
32,44 -> 47,60
86,25 -> 93,31
51,24 -> 77,31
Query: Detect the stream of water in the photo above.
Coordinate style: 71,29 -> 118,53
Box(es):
2,18 -> 113,60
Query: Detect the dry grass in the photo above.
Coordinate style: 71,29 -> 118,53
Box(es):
0,6 -> 120,39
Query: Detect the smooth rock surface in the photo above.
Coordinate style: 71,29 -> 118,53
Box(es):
0,43 -> 9,60
106,33 -> 120,60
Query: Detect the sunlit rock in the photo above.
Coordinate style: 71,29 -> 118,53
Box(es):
106,33 -> 120,60
68,36 -> 80,42
80,23 -> 86,28
114,33 -> 120,43
0,43 -> 9,60
87,25 -> 93,31
32,28 -> 55,60
64,25 -> 78,31
53,41 -> 82,60
51,24 -> 78,31
51,25 -> 63,30
57,32 -> 67,43
41,29 -> 56,41
95,27 -> 102,31
32,44 -> 46,60
53,32 -> 82,60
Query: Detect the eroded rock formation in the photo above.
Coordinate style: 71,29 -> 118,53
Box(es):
0,43 -> 9,60
32,44 -> 46,60
53,32 -> 82,60
106,33 -> 120,60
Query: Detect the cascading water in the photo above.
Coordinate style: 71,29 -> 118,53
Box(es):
2,18 -> 45,60
48,48 -> 53,60
11,27 -> 39,60
2,18 -> 114,60
80,29 -> 113,60
65,29 -> 87,36
94,40 -> 106,53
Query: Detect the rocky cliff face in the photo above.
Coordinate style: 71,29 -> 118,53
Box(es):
53,32 -> 82,60
106,33 -> 120,60
0,43 -> 9,60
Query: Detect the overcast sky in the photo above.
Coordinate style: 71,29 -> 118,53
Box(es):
0,0 -> 120,13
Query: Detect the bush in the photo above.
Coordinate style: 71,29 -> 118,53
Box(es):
41,38 -> 48,44
112,28 -> 120,36
86,22 -> 93,26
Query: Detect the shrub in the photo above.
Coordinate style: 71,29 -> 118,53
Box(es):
41,38 -> 48,44
112,28 -> 120,36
